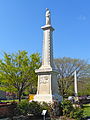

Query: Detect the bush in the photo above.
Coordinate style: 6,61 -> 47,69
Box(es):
61,99 -> 84,120
28,101 -> 43,116
17,100 -> 29,115
16,100 -> 50,116
61,100 -> 73,117
70,108 -> 83,120
15,99 -> 84,120
58,102 -> 63,116
41,102 -> 51,116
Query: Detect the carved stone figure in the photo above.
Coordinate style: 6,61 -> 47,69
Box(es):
46,8 -> 51,25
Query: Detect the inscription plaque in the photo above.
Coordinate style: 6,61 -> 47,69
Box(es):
39,75 -> 49,84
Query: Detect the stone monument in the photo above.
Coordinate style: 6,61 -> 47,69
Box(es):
74,71 -> 78,97
34,9 -> 62,103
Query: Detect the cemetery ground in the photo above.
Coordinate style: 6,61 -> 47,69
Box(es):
0,99 -> 90,120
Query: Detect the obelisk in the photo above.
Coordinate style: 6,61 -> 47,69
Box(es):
74,71 -> 78,97
34,9 -> 62,103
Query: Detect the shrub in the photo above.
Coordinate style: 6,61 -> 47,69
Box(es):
41,101 -> 63,117
41,102 -> 51,116
70,108 -> 83,120
61,99 -> 73,117
16,100 -> 50,116
61,99 -> 84,120
17,100 -> 29,115
28,101 -> 43,116
58,102 -> 63,116
15,99 -> 84,120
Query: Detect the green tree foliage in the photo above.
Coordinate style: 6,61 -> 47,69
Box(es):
78,77 -> 90,96
0,51 -> 41,102
78,64 -> 90,96
54,57 -> 90,97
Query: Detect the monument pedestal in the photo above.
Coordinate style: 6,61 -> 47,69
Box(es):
34,94 -> 62,103
34,66 -> 62,103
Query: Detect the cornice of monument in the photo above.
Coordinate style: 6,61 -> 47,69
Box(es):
35,66 -> 59,74
41,25 -> 54,31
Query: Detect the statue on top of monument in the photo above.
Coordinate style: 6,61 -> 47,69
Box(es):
46,8 -> 51,25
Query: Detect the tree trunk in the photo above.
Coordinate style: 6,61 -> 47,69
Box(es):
18,91 -> 22,102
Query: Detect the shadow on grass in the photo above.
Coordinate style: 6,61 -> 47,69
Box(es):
83,105 -> 90,108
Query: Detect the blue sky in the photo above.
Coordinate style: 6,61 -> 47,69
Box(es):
0,0 -> 90,63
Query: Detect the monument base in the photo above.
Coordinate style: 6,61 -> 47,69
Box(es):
34,94 -> 62,103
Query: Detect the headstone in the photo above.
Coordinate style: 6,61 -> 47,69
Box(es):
34,9 -> 62,103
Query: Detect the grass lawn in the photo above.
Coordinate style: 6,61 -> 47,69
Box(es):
83,104 -> 90,117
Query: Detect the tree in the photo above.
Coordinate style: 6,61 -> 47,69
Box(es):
0,51 -> 41,102
78,77 -> 90,96
54,57 -> 90,97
